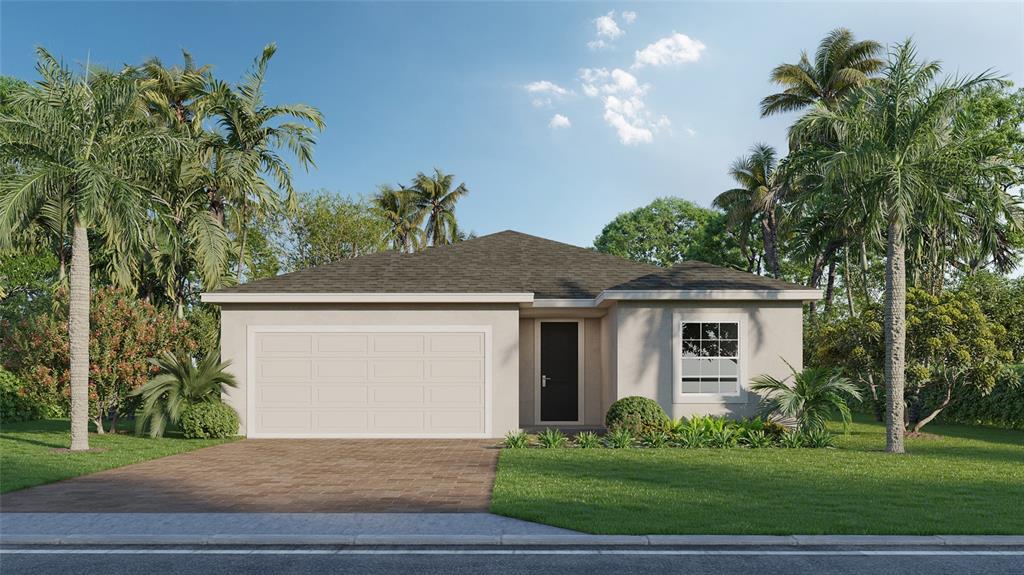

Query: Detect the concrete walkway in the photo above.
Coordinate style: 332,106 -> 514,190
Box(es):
2,513 -> 1022,547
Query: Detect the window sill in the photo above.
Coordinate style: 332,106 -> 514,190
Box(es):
674,394 -> 747,405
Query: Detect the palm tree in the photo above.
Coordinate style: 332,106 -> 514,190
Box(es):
751,364 -> 862,432
133,352 -> 237,438
791,40 -> 1007,453
410,169 -> 469,246
373,184 -> 424,252
760,28 -> 883,117
205,43 -> 325,281
0,49 -> 184,450
139,50 -> 210,131
714,144 -> 784,278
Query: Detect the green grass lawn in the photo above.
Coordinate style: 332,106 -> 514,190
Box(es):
0,419 -> 236,493
490,417 -> 1024,535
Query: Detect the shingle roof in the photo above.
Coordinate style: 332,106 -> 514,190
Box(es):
216,230 -> 810,298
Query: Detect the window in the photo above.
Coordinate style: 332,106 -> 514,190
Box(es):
680,321 -> 740,395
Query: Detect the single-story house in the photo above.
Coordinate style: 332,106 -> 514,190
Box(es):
202,231 -> 820,438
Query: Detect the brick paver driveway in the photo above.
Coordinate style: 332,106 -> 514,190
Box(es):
0,439 -> 498,513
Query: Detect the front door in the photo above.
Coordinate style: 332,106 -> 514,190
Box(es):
539,321 -> 580,423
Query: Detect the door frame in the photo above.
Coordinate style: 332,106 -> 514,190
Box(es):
533,319 -> 585,425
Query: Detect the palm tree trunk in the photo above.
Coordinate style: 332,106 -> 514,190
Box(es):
884,220 -> 907,454
824,258 -> 837,314
236,198 -> 248,282
69,220 -> 90,451
844,248 -> 856,317
761,216 -> 781,279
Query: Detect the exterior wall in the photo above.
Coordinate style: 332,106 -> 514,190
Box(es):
219,303 -> 520,437
614,301 -> 805,420
518,316 -> 607,427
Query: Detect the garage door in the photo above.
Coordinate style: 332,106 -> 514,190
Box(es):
249,328 -> 489,437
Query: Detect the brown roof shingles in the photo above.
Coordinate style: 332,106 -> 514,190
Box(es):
216,230 -> 810,299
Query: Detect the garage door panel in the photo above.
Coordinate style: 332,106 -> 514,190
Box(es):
259,384 -> 312,406
315,334 -> 369,355
428,333 -> 484,354
251,328 -> 487,437
372,334 -> 424,354
427,358 -> 484,381
257,359 -> 312,381
313,359 -> 368,381
314,385 -> 368,405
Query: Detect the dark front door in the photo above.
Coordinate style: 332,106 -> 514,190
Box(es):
540,322 -> 579,422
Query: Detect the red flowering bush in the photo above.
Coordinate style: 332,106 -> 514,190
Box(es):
1,286 -> 196,432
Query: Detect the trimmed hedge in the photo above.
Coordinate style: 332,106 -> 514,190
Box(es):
0,366 -> 44,423
605,396 -> 668,434
178,402 -> 239,439
932,367 -> 1024,430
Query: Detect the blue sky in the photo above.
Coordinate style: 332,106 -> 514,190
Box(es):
2,1 -> 1022,248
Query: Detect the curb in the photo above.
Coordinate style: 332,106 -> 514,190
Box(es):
2,534 -> 1023,547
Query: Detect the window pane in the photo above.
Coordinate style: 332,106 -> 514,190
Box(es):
700,381 -> 720,393
719,340 -> 738,357
701,340 -> 720,357
682,358 -> 702,378
681,381 -> 700,394
720,359 -> 738,377
702,323 -> 720,340
700,358 -> 719,378
682,322 -> 701,340
682,340 -> 702,357
720,322 -> 738,339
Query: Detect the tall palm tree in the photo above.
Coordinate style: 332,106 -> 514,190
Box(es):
791,40 -> 1007,453
205,43 -> 325,281
714,144 -> 784,278
0,49 -> 184,450
760,27 -> 883,117
410,169 -> 469,246
373,184 -> 424,252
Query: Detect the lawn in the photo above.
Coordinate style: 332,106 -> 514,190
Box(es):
490,417 -> 1024,535
0,419 -> 236,493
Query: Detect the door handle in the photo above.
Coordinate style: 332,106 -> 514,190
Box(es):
542,375 -> 550,388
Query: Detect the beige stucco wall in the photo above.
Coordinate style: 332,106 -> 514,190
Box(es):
613,301 -> 805,420
219,303 -> 520,437
518,317 -> 607,427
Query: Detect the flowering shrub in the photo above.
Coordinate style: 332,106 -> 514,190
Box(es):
1,287 -> 196,432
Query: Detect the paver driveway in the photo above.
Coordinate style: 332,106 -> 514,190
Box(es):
0,439 -> 498,512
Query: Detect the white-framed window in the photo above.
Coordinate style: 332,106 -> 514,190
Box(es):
673,315 -> 745,402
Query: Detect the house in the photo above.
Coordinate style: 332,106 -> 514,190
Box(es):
201,231 -> 820,438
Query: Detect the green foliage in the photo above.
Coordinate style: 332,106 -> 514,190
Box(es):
184,304 -> 221,362
957,273 -> 1024,362
177,401 -> 239,439
605,427 -> 635,449
740,429 -> 774,448
593,197 -> 745,269
640,428 -> 671,448
932,367 -> 1024,430
708,426 -> 739,448
503,431 -> 531,449
604,396 -> 668,435
1,287 -> 195,429
133,352 -> 237,438
573,431 -> 602,449
536,428 -> 568,448
799,428 -> 836,448
286,192 -> 388,270
779,430 -> 804,448
752,364 -> 861,432
0,367 -> 45,422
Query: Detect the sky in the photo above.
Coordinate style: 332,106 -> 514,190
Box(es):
2,1 -> 1022,249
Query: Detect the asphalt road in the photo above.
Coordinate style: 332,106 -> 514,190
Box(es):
3,548 -> 1024,575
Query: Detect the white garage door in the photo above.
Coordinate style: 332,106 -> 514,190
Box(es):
248,327 -> 489,437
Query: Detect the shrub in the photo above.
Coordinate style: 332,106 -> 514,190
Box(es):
178,401 -> 239,439
740,429 -> 775,448
0,367 -> 45,422
800,429 -> 836,449
779,430 -> 804,448
133,353 -> 237,438
574,431 -> 602,449
503,431 -> 530,448
605,427 -> 635,448
536,428 -> 568,448
641,428 -> 671,448
673,429 -> 709,448
751,363 -> 861,432
762,420 -> 788,440
708,427 -> 738,448
605,396 -> 668,434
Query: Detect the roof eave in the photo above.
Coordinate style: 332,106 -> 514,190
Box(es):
201,292 -> 535,304
595,289 -> 823,305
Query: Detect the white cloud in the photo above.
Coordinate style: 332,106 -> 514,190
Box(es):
524,80 -> 570,108
621,11 -> 637,24
594,11 -> 623,39
548,114 -> 571,129
586,39 -> 608,51
633,32 -> 706,68
686,127 -> 697,137
577,67 -> 668,145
